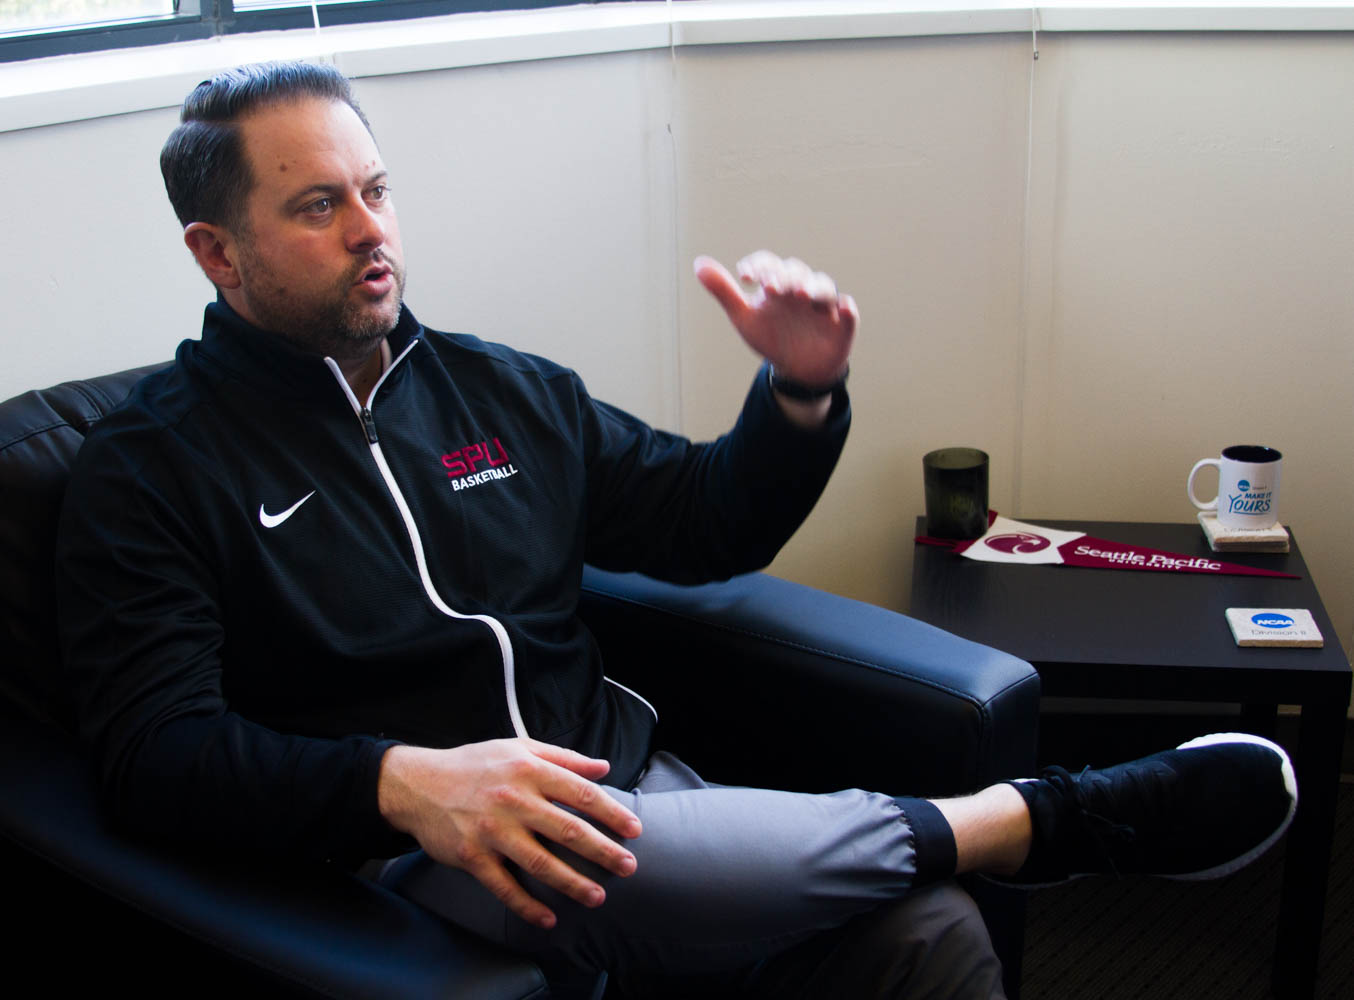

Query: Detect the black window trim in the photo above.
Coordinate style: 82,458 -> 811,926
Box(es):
0,0 -> 625,64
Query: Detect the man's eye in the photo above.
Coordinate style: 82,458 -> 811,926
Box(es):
368,185 -> 389,202
303,197 -> 333,215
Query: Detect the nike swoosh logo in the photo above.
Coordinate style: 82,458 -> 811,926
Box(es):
259,491 -> 316,529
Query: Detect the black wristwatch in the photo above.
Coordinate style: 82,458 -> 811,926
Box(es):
768,365 -> 849,401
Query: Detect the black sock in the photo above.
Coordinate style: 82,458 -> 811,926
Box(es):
1003,778 -> 1046,876
893,796 -> 958,886
1004,778 -> 1039,811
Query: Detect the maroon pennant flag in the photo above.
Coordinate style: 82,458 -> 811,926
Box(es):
917,514 -> 1298,579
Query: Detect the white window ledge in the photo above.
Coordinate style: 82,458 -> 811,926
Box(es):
4,2 -> 1354,133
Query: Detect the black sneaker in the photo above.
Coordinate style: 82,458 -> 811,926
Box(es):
1001,733 -> 1296,887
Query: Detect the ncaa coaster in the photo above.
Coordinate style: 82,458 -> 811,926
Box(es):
1225,608 -> 1324,648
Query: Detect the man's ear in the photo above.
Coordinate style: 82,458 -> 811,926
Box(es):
184,222 -> 243,289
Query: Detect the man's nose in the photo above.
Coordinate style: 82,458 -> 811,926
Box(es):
345,197 -> 387,252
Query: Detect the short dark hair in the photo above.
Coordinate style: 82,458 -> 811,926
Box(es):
159,60 -> 373,230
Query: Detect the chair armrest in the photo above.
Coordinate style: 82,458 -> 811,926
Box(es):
579,567 -> 1041,798
0,714 -> 547,1000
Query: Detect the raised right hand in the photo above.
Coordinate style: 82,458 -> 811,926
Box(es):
377,738 -> 642,929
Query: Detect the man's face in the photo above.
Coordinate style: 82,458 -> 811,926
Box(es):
224,96 -> 407,360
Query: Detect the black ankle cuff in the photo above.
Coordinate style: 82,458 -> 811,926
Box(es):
1005,778 -> 1039,811
894,797 -> 957,886
1003,777 -> 1053,881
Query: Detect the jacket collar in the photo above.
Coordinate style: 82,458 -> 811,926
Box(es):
195,298 -> 424,402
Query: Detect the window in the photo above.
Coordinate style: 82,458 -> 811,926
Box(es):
0,0 -> 631,62
1,1 -> 175,34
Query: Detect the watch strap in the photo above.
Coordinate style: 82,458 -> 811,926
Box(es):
768,365 -> 849,401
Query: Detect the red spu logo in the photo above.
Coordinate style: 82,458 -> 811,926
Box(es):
442,438 -> 510,477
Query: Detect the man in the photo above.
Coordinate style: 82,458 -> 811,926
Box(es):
56,61 -> 1297,998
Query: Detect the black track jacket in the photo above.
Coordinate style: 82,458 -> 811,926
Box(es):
56,301 -> 850,863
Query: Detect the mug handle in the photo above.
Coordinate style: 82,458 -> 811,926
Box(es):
1187,458 -> 1221,511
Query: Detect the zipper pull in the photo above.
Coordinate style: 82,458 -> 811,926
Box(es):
360,407 -> 379,444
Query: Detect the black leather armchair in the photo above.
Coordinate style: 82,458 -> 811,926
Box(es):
0,365 -> 1040,998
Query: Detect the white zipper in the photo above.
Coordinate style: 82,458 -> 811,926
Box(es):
604,676 -> 658,723
324,343 -> 528,739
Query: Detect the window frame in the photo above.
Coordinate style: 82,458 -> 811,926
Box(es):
0,0 -> 617,63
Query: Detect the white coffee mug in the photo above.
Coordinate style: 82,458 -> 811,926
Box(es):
1187,445 -> 1282,529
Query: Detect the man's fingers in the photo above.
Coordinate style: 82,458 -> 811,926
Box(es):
526,739 -> 613,781
474,806 -> 626,918
840,293 -> 860,337
489,741 -> 639,882
511,740 -> 641,881
693,255 -> 751,324
736,249 -> 784,291
461,797 -> 621,924
385,740 -> 643,928
525,741 -> 643,841
735,251 -> 844,307
465,850 -> 563,929
512,824 -> 615,905
545,798 -> 639,876
803,267 -> 839,304
526,773 -> 642,878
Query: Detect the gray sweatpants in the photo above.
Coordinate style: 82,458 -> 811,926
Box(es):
376,752 -> 1006,998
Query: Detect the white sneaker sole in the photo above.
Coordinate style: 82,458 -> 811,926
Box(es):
1168,732 -> 1298,881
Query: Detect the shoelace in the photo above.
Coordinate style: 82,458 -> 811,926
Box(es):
1042,764 -> 1138,877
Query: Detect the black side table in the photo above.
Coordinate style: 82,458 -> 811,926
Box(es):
909,518 -> 1351,1000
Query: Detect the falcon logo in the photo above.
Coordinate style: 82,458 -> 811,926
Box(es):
984,532 -> 1051,554
442,438 -> 519,492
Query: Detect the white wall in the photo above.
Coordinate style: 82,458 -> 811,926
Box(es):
1021,33 -> 1354,607
673,34 -> 1033,610
3,26 -> 1350,678
669,32 -> 1354,682
354,51 -> 679,424
0,105 -> 194,386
